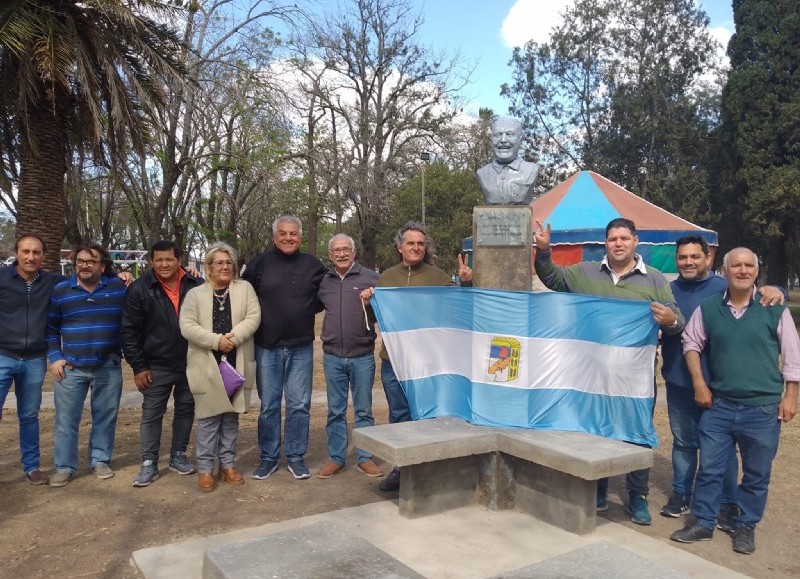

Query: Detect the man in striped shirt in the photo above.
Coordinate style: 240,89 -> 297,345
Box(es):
46,244 -> 127,487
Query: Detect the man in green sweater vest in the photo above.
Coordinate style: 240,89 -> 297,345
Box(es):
534,217 -> 684,526
360,221 -> 472,491
671,247 -> 799,554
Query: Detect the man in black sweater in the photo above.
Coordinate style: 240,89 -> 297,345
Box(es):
242,216 -> 325,480
121,241 -> 203,487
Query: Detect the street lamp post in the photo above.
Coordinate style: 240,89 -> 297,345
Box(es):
420,152 -> 431,225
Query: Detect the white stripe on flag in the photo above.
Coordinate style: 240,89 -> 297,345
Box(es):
382,327 -> 656,398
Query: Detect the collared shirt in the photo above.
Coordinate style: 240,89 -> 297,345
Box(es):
47,275 -> 127,367
477,158 -> 539,204
157,268 -> 186,315
682,286 -> 800,382
600,253 -> 648,285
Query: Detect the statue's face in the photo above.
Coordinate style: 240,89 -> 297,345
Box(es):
491,119 -> 521,164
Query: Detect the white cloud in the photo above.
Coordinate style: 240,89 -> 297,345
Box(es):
709,25 -> 732,58
500,0 -> 573,49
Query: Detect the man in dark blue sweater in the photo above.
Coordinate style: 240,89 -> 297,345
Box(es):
0,235 -> 63,485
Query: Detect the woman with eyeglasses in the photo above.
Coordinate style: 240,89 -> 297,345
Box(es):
179,242 -> 260,492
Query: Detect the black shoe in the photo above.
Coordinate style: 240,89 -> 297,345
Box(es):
379,467 -> 400,492
717,502 -> 739,533
670,519 -> 714,543
660,492 -> 690,518
732,525 -> 755,554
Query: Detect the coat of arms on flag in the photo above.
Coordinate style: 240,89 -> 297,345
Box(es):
488,337 -> 520,382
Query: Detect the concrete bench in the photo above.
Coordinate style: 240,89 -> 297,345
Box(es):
353,417 -> 652,535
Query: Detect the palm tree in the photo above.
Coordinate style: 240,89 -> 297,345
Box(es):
0,0 -> 188,270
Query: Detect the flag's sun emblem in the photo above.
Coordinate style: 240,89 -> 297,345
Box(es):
488,337 -> 520,382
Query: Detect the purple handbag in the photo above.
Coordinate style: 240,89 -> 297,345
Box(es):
219,355 -> 245,397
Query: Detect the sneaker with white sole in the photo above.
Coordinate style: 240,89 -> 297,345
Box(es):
132,461 -> 160,487
660,492 -> 690,518
252,459 -> 278,480
287,459 -> 311,479
168,451 -> 196,475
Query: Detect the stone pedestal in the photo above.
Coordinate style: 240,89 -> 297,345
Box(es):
472,206 -> 532,290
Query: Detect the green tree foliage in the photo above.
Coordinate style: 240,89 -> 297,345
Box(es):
716,0 -> 800,284
0,0 -> 187,270
502,0 -> 722,220
378,162 -> 481,274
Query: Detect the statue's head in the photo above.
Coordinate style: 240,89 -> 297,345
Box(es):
491,117 -> 523,165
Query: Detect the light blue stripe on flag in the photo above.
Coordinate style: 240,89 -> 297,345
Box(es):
372,287 -> 659,446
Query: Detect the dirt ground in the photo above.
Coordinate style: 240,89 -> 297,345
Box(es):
1,329 -> 799,578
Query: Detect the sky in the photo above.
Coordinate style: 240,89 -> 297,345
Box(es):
411,0 -> 735,115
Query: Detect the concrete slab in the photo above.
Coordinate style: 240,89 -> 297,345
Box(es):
353,417 -> 498,467
493,541 -> 689,578
354,417 -> 652,479
500,428 -> 653,479
203,522 -> 425,579
132,502 -> 750,579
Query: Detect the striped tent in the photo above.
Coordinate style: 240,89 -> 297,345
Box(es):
531,171 -> 717,274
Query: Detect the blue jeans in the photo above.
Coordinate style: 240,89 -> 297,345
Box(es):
693,397 -> 781,530
256,344 -> 313,461
54,355 -> 123,473
380,360 -> 411,424
666,383 -> 738,503
323,352 -> 375,465
0,354 -> 46,473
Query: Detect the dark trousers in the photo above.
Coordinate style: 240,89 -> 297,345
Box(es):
140,369 -> 195,462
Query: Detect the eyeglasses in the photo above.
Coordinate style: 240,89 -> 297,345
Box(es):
75,259 -> 98,267
211,260 -> 234,268
331,248 -> 353,255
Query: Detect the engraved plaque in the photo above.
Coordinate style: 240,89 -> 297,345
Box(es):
475,209 -> 529,246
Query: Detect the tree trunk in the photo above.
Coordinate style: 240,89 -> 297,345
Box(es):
765,234 -> 788,287
16,90 -> 69,272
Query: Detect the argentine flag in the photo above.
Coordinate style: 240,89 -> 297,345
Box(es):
372,287 -> 659,447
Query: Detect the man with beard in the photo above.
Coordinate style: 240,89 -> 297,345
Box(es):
47,244 -> 128,487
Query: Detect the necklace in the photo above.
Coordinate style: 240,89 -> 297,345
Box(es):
213,287 -> 230,311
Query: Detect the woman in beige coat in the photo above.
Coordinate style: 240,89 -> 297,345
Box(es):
179,242 -> 260,492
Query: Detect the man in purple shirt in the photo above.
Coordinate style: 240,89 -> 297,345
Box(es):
671,247 -> 800,555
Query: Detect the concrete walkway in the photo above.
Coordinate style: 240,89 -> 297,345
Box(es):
132,501 -> 748,578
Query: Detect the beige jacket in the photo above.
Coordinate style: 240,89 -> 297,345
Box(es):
179,280 -> 261,419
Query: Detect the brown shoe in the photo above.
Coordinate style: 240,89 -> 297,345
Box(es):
219,467 -> 244,486
25,469 -> 49,485
316,461 -> 344,479
198,472 -> 216,492
356,460 -> 384,478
